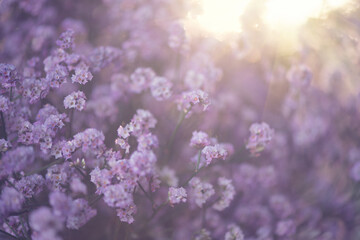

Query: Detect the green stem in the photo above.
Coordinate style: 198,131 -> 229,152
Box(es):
196,150 -> 202,172
181,166 -> 204,187
5,221 -> 20,239
0,229 -> 17,240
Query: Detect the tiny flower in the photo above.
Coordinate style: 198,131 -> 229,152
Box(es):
129,67 -> 156,93
202,144 -> 228,165
0,138 -> 11,152
56,29 -> 75,50
190,131 -> 211,149
71,66 -> 93,85
213,177 -> 235,211
189,177 -> 215,208
150,76 -> 172,101
0,96 -> 10,112
168,187 -> 187,206
64,91 -> 86,111
177,90 -> 211,115
350,161 -> 360,181
275,219 -> 296,237
225,224 -> 244,240
246,122 -> 274,155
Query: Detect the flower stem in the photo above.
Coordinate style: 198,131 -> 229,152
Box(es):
168,110 -> 187,149
196,150 -> 202,172
25,159 -> 64,176
0,111 -> 7,140
137,181 -> 154,208
68,109 -> 74,138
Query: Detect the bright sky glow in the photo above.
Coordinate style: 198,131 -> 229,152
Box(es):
187,0 -> 352,35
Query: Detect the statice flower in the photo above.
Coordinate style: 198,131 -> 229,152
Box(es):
15,174 -> 45,198
168,187 -> 187,206
350,161 -> 360,181
246,122 -> 274,155
90,167 -> 111,194
213,177 -> 235,211
64,91 -> 86,111
46,64 -> 69,88
0,95 -> 10,112
0,63 -> 20,89
66,198 -> 97,229
190,131 -> 211,149
89,46 -> 122,72
177,89 -> 211,113
224,224 -> 244,240
71,65 -> 93,84
70,178 -> 87,195
128,150 -> 157,177
49,191 -> 72,221
202,144 -> 229,166
129,67 -> 156,93
159,167 -> 179,187
19,78 -> 49,104
194,228 -> 211,240
0,138 -> 11,152
1,146 -> 35,177
150,76 -> 173,101
56,29 -> 75,50
275,219 -> 296,237
189,177 -> 215,208
103,184 -> 133,208
117,203 -> 137,224
269,194 -> 293,219
29,207 -> 63,240
0,187 -> 24,214
287,64 -> 312,90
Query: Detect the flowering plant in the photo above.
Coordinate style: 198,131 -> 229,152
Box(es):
0,0 -> 359,239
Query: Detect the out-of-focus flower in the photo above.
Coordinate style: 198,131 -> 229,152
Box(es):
168,187 -> 187,206
246,122 -> 274,155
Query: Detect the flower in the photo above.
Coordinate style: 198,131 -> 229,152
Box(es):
150,76 -> 172,101
129,67 -> 156,93
189,177 -> 215,208
177,90 -> 211,114
246,122 -> 274,155
190,131 -> 211,149
213,177 -> 235,211
56,29 -> 75,50
71,66 -> 93,85
168,187 -> 187,206
224,224 -> 244,240
64,91 -> 86,111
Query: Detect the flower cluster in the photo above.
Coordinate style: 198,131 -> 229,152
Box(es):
1,1 -> 360,239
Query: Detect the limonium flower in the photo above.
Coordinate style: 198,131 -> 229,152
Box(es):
168,187 -> 187,206
224,224 -> 244,240
64,91 -> 86,111
246,122 -> 274,155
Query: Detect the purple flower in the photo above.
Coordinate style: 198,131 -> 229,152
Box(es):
56,29 -> 75,50
150,76 -> 172,101
64,91 -> 86,111
71,66 -> 93,85
66,198 -> 97,229
168,187 -> 187,206
246,122 -> 274,155
103,184 -> 133,208
29,207 -> 63,240
224,224 -> 244,240
190,131 -> 211,149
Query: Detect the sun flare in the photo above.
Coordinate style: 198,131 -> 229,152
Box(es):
187,0 -> 352,36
